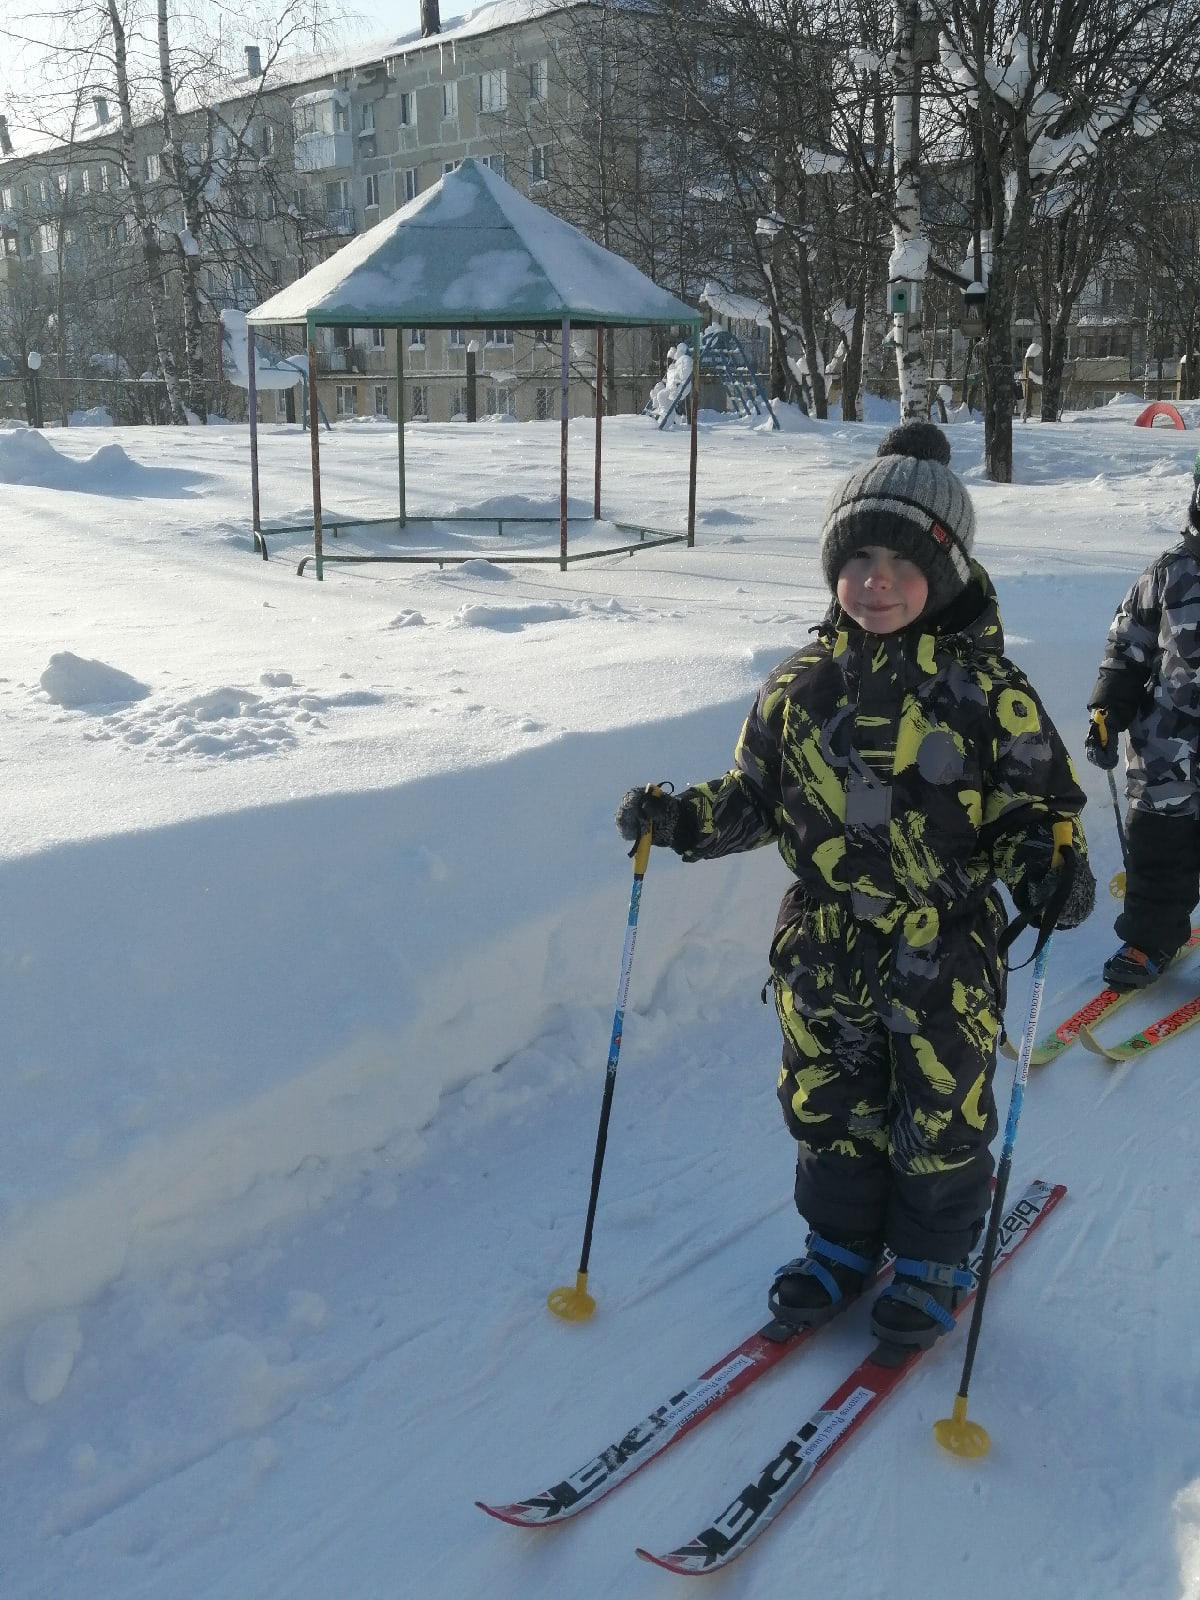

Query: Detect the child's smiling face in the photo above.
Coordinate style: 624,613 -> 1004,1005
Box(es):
836,545 -> 928,634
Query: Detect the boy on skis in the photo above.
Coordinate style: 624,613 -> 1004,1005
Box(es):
1085,479 -> 1200,988
616,422 -> 1094,1357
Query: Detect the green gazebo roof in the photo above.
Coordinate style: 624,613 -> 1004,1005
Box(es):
247,158 -> 701,332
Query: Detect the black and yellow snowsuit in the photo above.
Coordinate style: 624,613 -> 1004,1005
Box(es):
671,563 -> 1087,1264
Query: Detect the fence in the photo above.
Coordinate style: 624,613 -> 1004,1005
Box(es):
0,374 -> 238,426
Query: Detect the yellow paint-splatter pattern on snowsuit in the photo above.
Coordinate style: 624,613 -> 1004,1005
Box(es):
675,565 -> 1087,1262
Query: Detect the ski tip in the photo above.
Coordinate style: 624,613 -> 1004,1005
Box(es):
475,1500 -> 540,1527
635,1546 -> 694,1574
1076,1024 -> 1122,1062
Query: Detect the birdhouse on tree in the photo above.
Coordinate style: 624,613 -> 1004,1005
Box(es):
961,283 -> 987,339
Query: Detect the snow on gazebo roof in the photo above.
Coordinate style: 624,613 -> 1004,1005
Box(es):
247,158 -> 701,332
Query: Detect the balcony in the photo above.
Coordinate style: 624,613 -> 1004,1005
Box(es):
298,208 -> 356,241
293,130 -> 354,173
319,346 -> 366,374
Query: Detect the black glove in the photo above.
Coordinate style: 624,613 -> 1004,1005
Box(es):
615,784 -> 682,848
1017,841 -> 1097,930
1084,708 -> 1120,770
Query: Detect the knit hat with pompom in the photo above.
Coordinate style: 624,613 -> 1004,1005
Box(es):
820,420 -> 976,618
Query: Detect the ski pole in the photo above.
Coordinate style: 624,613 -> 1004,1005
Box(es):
1092,708 -> 1127,898
548,812 -> 656,1321
1106,766 -> 1128,899
934,819 -> 1072,1457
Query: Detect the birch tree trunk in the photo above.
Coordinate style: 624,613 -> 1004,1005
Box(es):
890,0 -> 928,421
106,0 -> 188,424
157,0 -> 207,420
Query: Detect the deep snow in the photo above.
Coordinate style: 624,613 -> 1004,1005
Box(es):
2,400 -> 1199,1599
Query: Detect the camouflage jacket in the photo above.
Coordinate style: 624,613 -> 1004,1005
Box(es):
675,562 -> 1087,935
1090,531 -> 1200,814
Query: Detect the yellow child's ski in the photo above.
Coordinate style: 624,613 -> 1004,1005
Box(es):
1079,990 -> 1200,1063
1003,927 -> 1200,1066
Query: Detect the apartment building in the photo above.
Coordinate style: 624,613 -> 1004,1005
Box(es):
0,0 -> 682,426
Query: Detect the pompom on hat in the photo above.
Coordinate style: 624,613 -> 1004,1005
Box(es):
820,420 -> 976,618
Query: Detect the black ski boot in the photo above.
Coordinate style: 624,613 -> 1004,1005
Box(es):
1102,942 -> 1178,990
768,1234 -> 878,1330
870,1257 -> 974,1362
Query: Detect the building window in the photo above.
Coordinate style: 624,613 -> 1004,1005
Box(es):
99,163 -> 111,192
373,384 -> 389,416
399,91 -> 414,126
451,386 -> 467,418
39,178 -> 52,203
485,386 -> 516,416
260,122 -> 275,156
403,167 -> 419,202
145,152 -> 162,181
117,163 -> 130,189
334,98 -> 350,133
80,169 -> 91,195
535,387 -> 552,420
371,326 -> 386,349
482,153 -> 506,179
364,173 -> 380,208
57,172 -> 69,196
409,327 -> 426,348
443,159 -> 462,176
411,384 -> 428,418
528,59 -> 548,100
529,144 -> 549,184
361,101 -> 375,132
485,328 -> 514,346
448,327 -> 466,347
335,384 -> 358,417
441,81 -> 458,118
479,69 -> 507,112
1,186 -> 12,211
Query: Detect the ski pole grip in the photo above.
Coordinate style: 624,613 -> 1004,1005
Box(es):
1050,818 -> 1074,867
632,784 -> 663,875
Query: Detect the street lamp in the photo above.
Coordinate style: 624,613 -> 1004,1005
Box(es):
466,339 -> 479,422
27,349 -> 44,429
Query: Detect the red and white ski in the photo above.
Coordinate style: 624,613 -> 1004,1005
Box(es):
635,1177 -> 1066,1576
476,1256 -> 895,1528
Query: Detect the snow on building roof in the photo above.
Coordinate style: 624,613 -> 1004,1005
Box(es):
248,158 -> 701,331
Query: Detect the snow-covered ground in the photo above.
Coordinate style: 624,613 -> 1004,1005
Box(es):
2,399 -> 1199,1599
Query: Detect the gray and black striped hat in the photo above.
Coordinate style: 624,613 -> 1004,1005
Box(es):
820,421 -> 976,618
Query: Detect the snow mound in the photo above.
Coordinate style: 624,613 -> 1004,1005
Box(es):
40,652 -> 152,709
0,428 -> 78,487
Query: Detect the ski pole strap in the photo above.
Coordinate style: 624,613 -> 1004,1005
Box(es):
999,820 -> 1077,967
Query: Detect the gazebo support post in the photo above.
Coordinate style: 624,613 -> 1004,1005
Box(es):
397,328 -> 406,528
248,328 -> 264,559
307,332 -> 324,580
593,327 -> 603,520
687,321 -> 700,547
559,315 -> 570,571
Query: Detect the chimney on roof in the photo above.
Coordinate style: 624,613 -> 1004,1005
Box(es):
93,95 -> 110,126
0,115 -> 11,156
420,0 -> 441,37
245,44 -> 262,77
